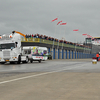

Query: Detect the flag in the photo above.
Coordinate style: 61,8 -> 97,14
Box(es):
51,18 -> 58,22
57,21 -> 62,25
89,36 -> 92,38
60,23 -> 67,25
82,34 -> 87,36
73,29 -> 79,31
87,34 -> 90,37
87,35 -> 92,38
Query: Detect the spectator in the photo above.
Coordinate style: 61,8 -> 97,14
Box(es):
38,34 -> 40,38
64,40 -> 66,43
29,34 -> 31,38
36,33 -> 39,38
44,35 -> 46,39
34,34 -> 36,38
52,38 -> 54,41
96,53 -> 99,61
48,37 -> 51,40
27,34 -> 29,38
36,35 -> 38,38
25,34 -> 28,38
42,35 -> 44,39
56,39 -> 58,42
32,34 -> 34,38
40,35 -> 42,39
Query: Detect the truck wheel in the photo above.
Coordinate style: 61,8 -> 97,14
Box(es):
17,55 -> 21,64
30,59 -> 33,63
25,56 -> 29,63
38,60 -> 41,63
10,62 -> 15,64
1,62 -> 5,64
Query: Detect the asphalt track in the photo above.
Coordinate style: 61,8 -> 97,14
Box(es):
0,59 -> 100,100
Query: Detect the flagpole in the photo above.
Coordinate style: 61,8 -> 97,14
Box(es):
73,29 -> 79,56
57,20 -> 62,49
82,33 -> 88,53
63,22 -> 67,40
58,21 -> 62,40
51,18 -> 58,48
51,17 -> 58,59
53,24 -> 57,48
58,26 -> 61,49
62,25 -> 66,50
60,22 -> 67,49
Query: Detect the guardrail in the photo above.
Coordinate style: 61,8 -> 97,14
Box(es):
21,38 -> 91,51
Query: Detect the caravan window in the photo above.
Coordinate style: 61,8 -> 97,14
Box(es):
43,50 -> 47,55
24,50 -> 28,54
23,49 -> 31,54
28,50 -> 31,54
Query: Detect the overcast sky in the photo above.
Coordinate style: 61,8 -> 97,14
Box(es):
0,0 -> 100,43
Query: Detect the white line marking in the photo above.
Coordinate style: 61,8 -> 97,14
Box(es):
0,68 -> 26,72
0,64 -> 86,85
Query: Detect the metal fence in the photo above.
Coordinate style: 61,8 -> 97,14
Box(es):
21,38 -> 91,51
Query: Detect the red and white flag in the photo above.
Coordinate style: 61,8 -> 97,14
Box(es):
89,36 -> 92,38
60,23 -> 67,25
87,34 -> 90,37
57,21 -> 62,25
51,18 -> 58,22
82,34 -> 87,36
73,29 -> 79,31
87,35 -> 92,38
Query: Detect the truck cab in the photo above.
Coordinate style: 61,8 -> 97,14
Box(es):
0,33 -> 28,64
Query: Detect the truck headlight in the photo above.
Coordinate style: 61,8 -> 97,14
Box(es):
13,57 -> 17,59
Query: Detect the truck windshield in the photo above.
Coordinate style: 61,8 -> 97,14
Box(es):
0,43 -> 15,49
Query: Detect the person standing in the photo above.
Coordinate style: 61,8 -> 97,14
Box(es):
96,53 -> 99,61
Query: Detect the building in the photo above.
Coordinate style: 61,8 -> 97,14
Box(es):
85,37 -> 100,54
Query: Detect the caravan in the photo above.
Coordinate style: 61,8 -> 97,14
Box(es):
22,46 -> 48,63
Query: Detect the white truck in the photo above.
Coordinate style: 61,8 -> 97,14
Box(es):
22,46 -> 48,63
0,32 -> 29,64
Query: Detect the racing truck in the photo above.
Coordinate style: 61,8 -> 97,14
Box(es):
0,31 -> 29,64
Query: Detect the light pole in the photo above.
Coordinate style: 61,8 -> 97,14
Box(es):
73,29 -> 79,58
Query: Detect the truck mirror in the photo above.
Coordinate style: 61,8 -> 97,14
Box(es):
15,42 -> 18,47
15,42 -> 18,44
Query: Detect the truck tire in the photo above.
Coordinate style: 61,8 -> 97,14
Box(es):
17,55 -> 21,64
30,59 -> 33,63
1,62 -> 5,64
10,62 -> 15,64
25,56 -> 29,63
38,60 -> 41,63
22,56 -> 29,63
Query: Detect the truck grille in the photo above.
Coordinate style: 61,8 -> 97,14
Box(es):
3,51 -> 10,59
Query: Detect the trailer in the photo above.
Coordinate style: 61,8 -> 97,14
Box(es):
22,46 -> 48,63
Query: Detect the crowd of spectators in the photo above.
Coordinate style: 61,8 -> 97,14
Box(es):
25,34 -> 91,49
25,34 -> 59,42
